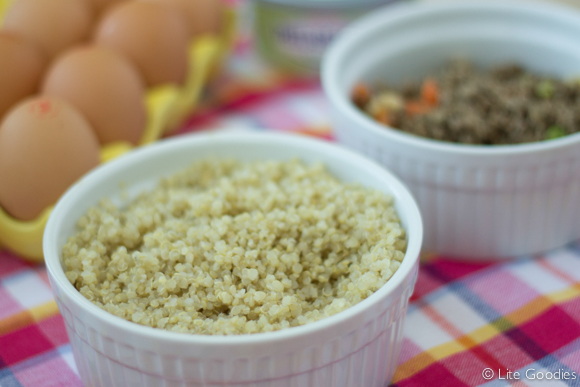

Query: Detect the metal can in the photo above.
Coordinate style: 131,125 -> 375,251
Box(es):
253,0 -> 404,75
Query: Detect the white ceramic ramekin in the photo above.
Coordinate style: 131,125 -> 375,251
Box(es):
322,1 -> 580,259
44,133 -> 423,387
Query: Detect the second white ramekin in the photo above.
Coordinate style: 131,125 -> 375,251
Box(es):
322,1 -> 580,259
44,132 -> 423,387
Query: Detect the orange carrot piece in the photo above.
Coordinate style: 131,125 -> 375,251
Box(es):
421,78 -> 439,107
352,83 -> 371,108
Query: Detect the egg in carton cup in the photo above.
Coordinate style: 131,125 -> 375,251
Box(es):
0,0 -> 236,262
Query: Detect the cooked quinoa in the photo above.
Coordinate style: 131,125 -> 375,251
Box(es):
63,159 -> 406,335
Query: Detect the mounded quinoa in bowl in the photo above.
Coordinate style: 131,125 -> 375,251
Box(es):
62,159 -> 406,335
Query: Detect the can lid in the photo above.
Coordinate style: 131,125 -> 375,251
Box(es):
254,0 -> 401,10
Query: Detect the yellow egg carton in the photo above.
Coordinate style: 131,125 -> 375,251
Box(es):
0,1 -> 236,262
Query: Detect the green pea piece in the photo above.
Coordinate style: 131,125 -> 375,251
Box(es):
535,80 -> 555,99
545,125 -> 566,140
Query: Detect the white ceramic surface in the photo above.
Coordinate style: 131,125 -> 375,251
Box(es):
322,0 -> 580,258
44,132 -> 423,387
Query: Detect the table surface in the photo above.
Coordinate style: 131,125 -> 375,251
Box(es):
2,4 -> 580,386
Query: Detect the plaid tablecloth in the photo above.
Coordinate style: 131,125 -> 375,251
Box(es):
2,12 -> 580,387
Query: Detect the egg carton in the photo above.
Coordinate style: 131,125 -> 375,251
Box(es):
0,1 -> 236,262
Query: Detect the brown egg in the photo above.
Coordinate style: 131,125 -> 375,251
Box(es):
94,1 -> 189,87
0,33 -> 46,120
0,97 -> 100,221
43,46 -> 147,145
1,0 -> 93,60
150,0 -> 223,38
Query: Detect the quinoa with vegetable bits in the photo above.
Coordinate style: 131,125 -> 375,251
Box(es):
63,159 -> 406,335
353,59 -> 580,145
